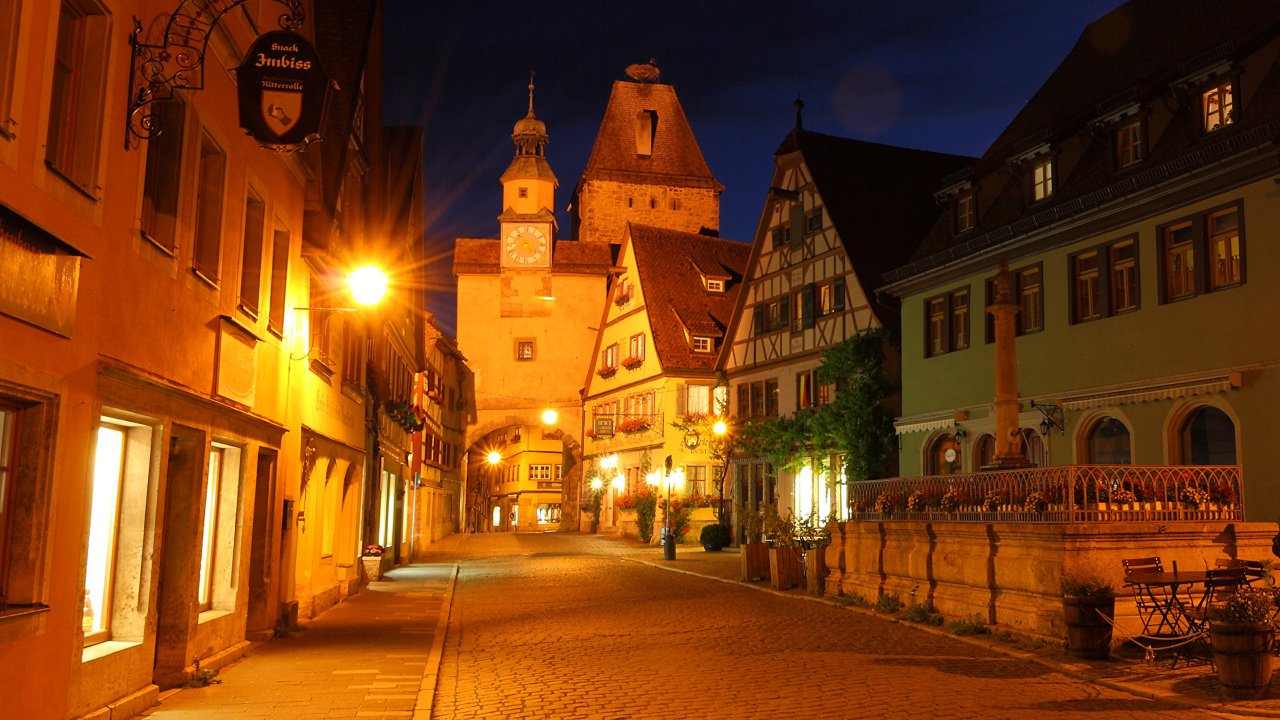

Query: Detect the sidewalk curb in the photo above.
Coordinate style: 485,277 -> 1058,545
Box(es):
620,555 -> 1277,719
414,561 -> 459,720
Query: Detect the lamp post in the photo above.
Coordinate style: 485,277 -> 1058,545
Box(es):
712,418 -> 730,530
486,450 -> 501,532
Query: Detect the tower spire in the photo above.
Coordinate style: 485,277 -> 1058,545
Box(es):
528,72 -> 536,116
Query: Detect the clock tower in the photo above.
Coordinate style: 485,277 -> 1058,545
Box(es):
499,81 -> 557,268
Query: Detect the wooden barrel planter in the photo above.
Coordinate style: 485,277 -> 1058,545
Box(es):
769,546 -> 804,590
1062,596 -> 1115,660
1210,622 -> 1274,700
741,542 -> 769,581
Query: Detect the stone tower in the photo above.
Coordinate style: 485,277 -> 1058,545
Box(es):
569,79 -> 723,243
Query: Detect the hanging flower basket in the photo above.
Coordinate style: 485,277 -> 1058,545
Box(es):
617,418 -> 650,434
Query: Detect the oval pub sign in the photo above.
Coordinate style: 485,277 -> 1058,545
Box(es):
235,31 -> 331,147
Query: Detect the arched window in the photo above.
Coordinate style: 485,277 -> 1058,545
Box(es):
1087,416 -> 1131,465
1181,406 -> 1236,465
930,434 -> 963,475
1021,429 -> 1046,467
975,434 -> 995,470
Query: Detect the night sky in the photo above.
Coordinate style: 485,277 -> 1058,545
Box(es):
384,0 -> 1126,336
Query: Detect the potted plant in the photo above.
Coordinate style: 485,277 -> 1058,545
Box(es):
763,507 -> 803,590
1209,587 -> 1277,700
700,522 -> 729,552
1061,573 -> 1116,659
362,544 -> 385,582
737,503 -> 768,581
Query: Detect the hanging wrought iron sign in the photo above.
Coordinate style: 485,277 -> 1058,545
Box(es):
234,31 -> 331,149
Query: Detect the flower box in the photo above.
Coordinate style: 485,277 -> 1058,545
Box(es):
617,419 -> 650,433
621,356 -> 643,369
769,546 -> 805,590
614,292 -> 632,306
741,542 -> 769,581
596,367 -> 617,379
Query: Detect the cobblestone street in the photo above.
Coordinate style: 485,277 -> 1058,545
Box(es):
427,533 -> 1209,720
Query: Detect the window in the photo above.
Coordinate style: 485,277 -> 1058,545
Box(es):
1110,241 -> 1137,314
238,190 -> 266,316
685,466 -> 707,495
629,333 -> 645,362
671,199 -> 681,211
924,288 -> 969,356
949,289 -> 968,350
692,336 -> 712,353
1203,82 -> 1234,133
1180,406 -> 1236,465
308,273 -> 331,365
793,283 -> 815,332
954,193 -> 976,233
975,434 -> 995,469
267,228 -> 289,336
140,101 -> 185,251
1114,120 -> 1143,168
770,226 -> 785,251
1163,222 -> 1195,301
766,301 -> 780,332
682,385 -> 711,416
529,465 -> 552,480
0,404 -> 14,601
341,317 -> 363,387
197,447 -> 222,611
0,0 -> 20,137
602,343 -> 618,369
517,187 -> 527,198
1021,429 -> 1046,467
1072,252 -> 1100,322
192,136 -> 226,283
1019,267 -> 1042,334
1031,159 -> 1053,201
516,339 -> 535,361
706,278 -> 724,293
536,503 -> 560,524
1208,208 -> 1241,290
806,207 -> 823,233
555,464 -> 563,481
1087,417 -> 1131,465
796,371 -> 811,410
84,423 -> 125,644
818,284 -> 832,316
47,0 -> 109,188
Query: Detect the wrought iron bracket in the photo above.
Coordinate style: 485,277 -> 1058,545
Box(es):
125,0 -> 305,149
1031,400 -> 1065,436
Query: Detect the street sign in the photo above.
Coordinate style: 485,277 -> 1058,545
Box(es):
235,31 -> 331,148
593,416 -> 615,437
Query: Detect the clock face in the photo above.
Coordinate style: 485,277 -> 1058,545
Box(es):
504,225 -> 548,265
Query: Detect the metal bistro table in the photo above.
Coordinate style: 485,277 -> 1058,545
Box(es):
1124,569 -> 1213,639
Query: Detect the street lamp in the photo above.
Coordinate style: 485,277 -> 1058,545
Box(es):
487,451 -> 501,465
542,409 -> 558,425
591,478 -> 603,490
348,265 -> 388,306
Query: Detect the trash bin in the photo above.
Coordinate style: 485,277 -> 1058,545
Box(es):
661,527 -> 676,560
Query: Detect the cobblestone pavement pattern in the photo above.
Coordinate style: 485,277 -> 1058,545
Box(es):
139,563 -> 453,719
428,533 -> 1210,720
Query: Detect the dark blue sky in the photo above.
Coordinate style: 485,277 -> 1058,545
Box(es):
384,0 -> 1127,336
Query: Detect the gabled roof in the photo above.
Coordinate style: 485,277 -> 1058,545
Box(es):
628,224 -> 750,371
776,128 -> 971,321
891,0 -> 1280,284
577,81 -> 722,191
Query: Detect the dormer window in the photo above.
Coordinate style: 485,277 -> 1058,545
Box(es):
636,110 -> 656,156
1114,119 -> 1143,168
1031,159 -> 1054,201
706,278 -> 724,293
1203,82 -> 1234,132
954,193 -> 976,234
692,337 -> 712,353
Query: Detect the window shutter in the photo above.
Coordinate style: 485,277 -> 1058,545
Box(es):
801,284 -> 815,329
676,383 -> 688,417
778,295 -> 790,331
833,277 -> 845,312
789,204 -> 805,251
752,305 -> 764,336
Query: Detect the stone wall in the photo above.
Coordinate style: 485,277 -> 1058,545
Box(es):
825,520 -> 1278,637
575,180 -> 719,243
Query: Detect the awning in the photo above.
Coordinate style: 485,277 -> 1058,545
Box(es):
894,414 -> 956,435
1058,372 -> 1240,410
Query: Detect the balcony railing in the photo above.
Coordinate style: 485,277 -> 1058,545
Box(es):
847,465 -> 1242,523
588,412 -> 663,449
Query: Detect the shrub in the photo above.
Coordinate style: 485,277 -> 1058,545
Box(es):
874,593 -> 903,614
833,592 -> 872,608
1060,573 -> 1115,599
900,603 -> 943,625
636,490 -> 658,543
1211,587 -> 1278,623
947,613 -> 989,636
700,523 -> 730,548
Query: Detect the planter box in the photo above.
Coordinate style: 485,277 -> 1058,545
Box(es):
1063,596 -> 1115,660
769,546 -> 804,590
1211,622 -> 1274,700
741,542 -> 769,581
362,556 -> 383,582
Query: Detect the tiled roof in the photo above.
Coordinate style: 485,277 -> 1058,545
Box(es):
578,81 -> 722,190
628,224 -> 750,370
891,0 -> 1280,283
451,239 -> 613,275
777,129 -> 971,320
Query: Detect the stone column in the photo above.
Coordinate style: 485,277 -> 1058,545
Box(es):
985,261 -> 1032,470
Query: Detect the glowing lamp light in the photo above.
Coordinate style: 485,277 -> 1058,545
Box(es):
666,469 -> 685,488
591,478 -> 603,490
645,471 -> 661,486
611,475 -> 625,490
713,420 -> 727,435
349,266 -> 388,306
601,454 -> 618,469
487,451 -> 501,465
542,409 -> 558,425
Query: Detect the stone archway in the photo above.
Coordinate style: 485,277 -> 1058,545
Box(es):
463,409 -> 584,532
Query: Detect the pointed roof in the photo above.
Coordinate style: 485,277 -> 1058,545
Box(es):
775,128 -> 971,321
500,79 -> 558,186
578,81 -> 722,190
628,224 -> 750,370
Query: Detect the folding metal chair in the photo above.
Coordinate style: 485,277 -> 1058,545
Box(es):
1123,557 -> 1174,637
1180,567 -> 1246,668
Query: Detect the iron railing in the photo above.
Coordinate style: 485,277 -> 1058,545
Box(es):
846,465 -> 1242,523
